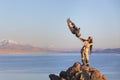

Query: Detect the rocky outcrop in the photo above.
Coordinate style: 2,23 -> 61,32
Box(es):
49,62 -> 108,80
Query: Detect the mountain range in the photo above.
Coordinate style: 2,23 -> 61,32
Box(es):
0,39 -> 51,53
0,39 -> 119,54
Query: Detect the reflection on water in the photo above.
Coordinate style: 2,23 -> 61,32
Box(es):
0,53 -> 120,80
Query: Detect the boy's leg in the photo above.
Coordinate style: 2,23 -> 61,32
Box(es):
85,51 -> 90,66
81,49 -> 86,65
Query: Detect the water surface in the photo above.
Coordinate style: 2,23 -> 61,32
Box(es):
0,53 -> 119,80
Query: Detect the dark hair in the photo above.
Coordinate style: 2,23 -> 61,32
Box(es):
88,36 -> 93,54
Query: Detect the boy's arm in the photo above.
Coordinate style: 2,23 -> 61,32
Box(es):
77,34 -> 86,42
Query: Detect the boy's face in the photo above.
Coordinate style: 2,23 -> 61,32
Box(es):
88,36 -> 92,42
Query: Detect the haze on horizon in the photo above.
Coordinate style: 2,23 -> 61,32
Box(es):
0,0 -> 120,49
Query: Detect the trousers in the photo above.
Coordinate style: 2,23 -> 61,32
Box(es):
81,46 -> 89,65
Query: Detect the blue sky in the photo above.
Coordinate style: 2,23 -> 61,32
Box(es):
0,0 -> 120,49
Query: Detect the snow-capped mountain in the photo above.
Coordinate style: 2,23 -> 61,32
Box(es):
0,39 -> 24,47
0,39 -> 48,53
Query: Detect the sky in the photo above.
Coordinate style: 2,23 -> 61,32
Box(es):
0,0 -> 120,49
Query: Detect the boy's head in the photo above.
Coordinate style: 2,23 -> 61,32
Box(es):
88,36 -> 93,43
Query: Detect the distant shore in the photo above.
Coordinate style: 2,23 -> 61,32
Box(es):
0,48 -> 120,54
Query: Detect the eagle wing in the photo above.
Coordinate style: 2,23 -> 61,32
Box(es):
67,18 -> 80,37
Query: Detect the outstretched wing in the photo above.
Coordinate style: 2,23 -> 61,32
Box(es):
67,18 -> 80,37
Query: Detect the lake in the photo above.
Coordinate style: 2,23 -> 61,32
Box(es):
0,53 -> 120,80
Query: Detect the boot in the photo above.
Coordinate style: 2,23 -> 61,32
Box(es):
82,60 -> 86,66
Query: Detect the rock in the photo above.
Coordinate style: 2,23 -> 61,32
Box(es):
60,71 -> 67,79
49,62 -> 108,80
49,74 -> 61,80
